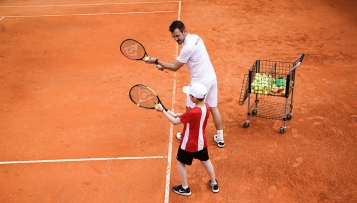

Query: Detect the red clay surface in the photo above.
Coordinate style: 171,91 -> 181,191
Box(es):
1,0 -> 356,202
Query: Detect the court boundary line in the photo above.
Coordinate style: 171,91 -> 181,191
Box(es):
164,2 -> 181,203
2,11 -> 177,18
0,156 -> 166,165
0,1 -> 180,8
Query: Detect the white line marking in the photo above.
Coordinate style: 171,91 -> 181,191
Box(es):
0,156 -> 166,165
178,1 -> 181,20
164,2 -> 181,203
0,17 -> 4,21
2,10 -> 176,18
0,1 -> 180,8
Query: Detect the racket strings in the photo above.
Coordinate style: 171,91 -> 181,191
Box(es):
121,40 -> 146,60
130,86 -> 159,108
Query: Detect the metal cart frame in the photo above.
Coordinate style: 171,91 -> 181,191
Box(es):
239,54 -> 305,133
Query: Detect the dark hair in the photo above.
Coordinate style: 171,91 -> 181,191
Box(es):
169,20 -> 185,33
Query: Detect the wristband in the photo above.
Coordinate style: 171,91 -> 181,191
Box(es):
155,59 -> 159,65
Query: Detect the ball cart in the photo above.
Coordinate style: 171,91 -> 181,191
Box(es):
239,54 -> 305,133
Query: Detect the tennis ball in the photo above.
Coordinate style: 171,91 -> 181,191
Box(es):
271,86 -> 278,93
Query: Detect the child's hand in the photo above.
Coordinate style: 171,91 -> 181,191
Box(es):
155,104 -> 164,112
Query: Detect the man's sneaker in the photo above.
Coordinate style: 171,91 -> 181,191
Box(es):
176,133 -> 181,140
209,180 -> 219,193
214,135 -> 225,148
172,185 -> 191,196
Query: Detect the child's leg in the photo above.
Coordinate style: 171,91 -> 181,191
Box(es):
177,159 -> 188,186
201,159 -> 217,184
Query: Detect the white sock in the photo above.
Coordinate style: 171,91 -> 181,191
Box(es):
182,185 -> 188,189
217,130 -> 224,141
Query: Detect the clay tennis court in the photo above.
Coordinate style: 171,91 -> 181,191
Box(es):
1,0 -> 356,202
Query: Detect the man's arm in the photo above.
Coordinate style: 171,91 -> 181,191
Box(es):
158,60 -> 184,72
146,57 -> 184,72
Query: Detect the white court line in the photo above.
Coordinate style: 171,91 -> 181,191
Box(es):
2,11 -> 176,18
164,2 -> 181,203
0,1 -> 180,8
0,156 -> 166,165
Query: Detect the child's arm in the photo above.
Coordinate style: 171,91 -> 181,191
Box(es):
166,110 -> 178,118
173,112 -> 183,117
166,111 -> 183,118
155,104 -> 181,125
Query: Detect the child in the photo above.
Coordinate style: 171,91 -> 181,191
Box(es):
155,83 -> 219,196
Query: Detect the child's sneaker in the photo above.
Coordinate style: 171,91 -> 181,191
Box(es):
176,133 -> 181,140
172,185 -> 191,196
214,135 -> 225,148
209,180 -> 219,193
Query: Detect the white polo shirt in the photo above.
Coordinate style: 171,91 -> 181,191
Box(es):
176,34 -> 216,84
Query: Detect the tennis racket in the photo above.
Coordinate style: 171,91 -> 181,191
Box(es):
129,84 -> 178,117
129,84 -> 168,111
120,38 -> 149,61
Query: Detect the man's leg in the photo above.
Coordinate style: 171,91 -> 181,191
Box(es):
210,106 -> 223,130
210,106 -> 225,148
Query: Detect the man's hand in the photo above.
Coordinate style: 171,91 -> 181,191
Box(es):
145,56 -> 157,64
156,64 -> 164,71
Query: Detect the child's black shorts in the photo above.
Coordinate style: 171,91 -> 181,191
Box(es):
176,146 -> 210,165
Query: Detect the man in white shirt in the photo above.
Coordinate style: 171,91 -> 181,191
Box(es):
146,20 -> 225,148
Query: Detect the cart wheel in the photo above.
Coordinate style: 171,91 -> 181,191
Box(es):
279,126 -> 286,134
252,109 -> 257,116
243,122 -> 250,128
287,114 -> 292,120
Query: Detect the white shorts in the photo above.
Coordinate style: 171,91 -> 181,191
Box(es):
186,79 -> 218,108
